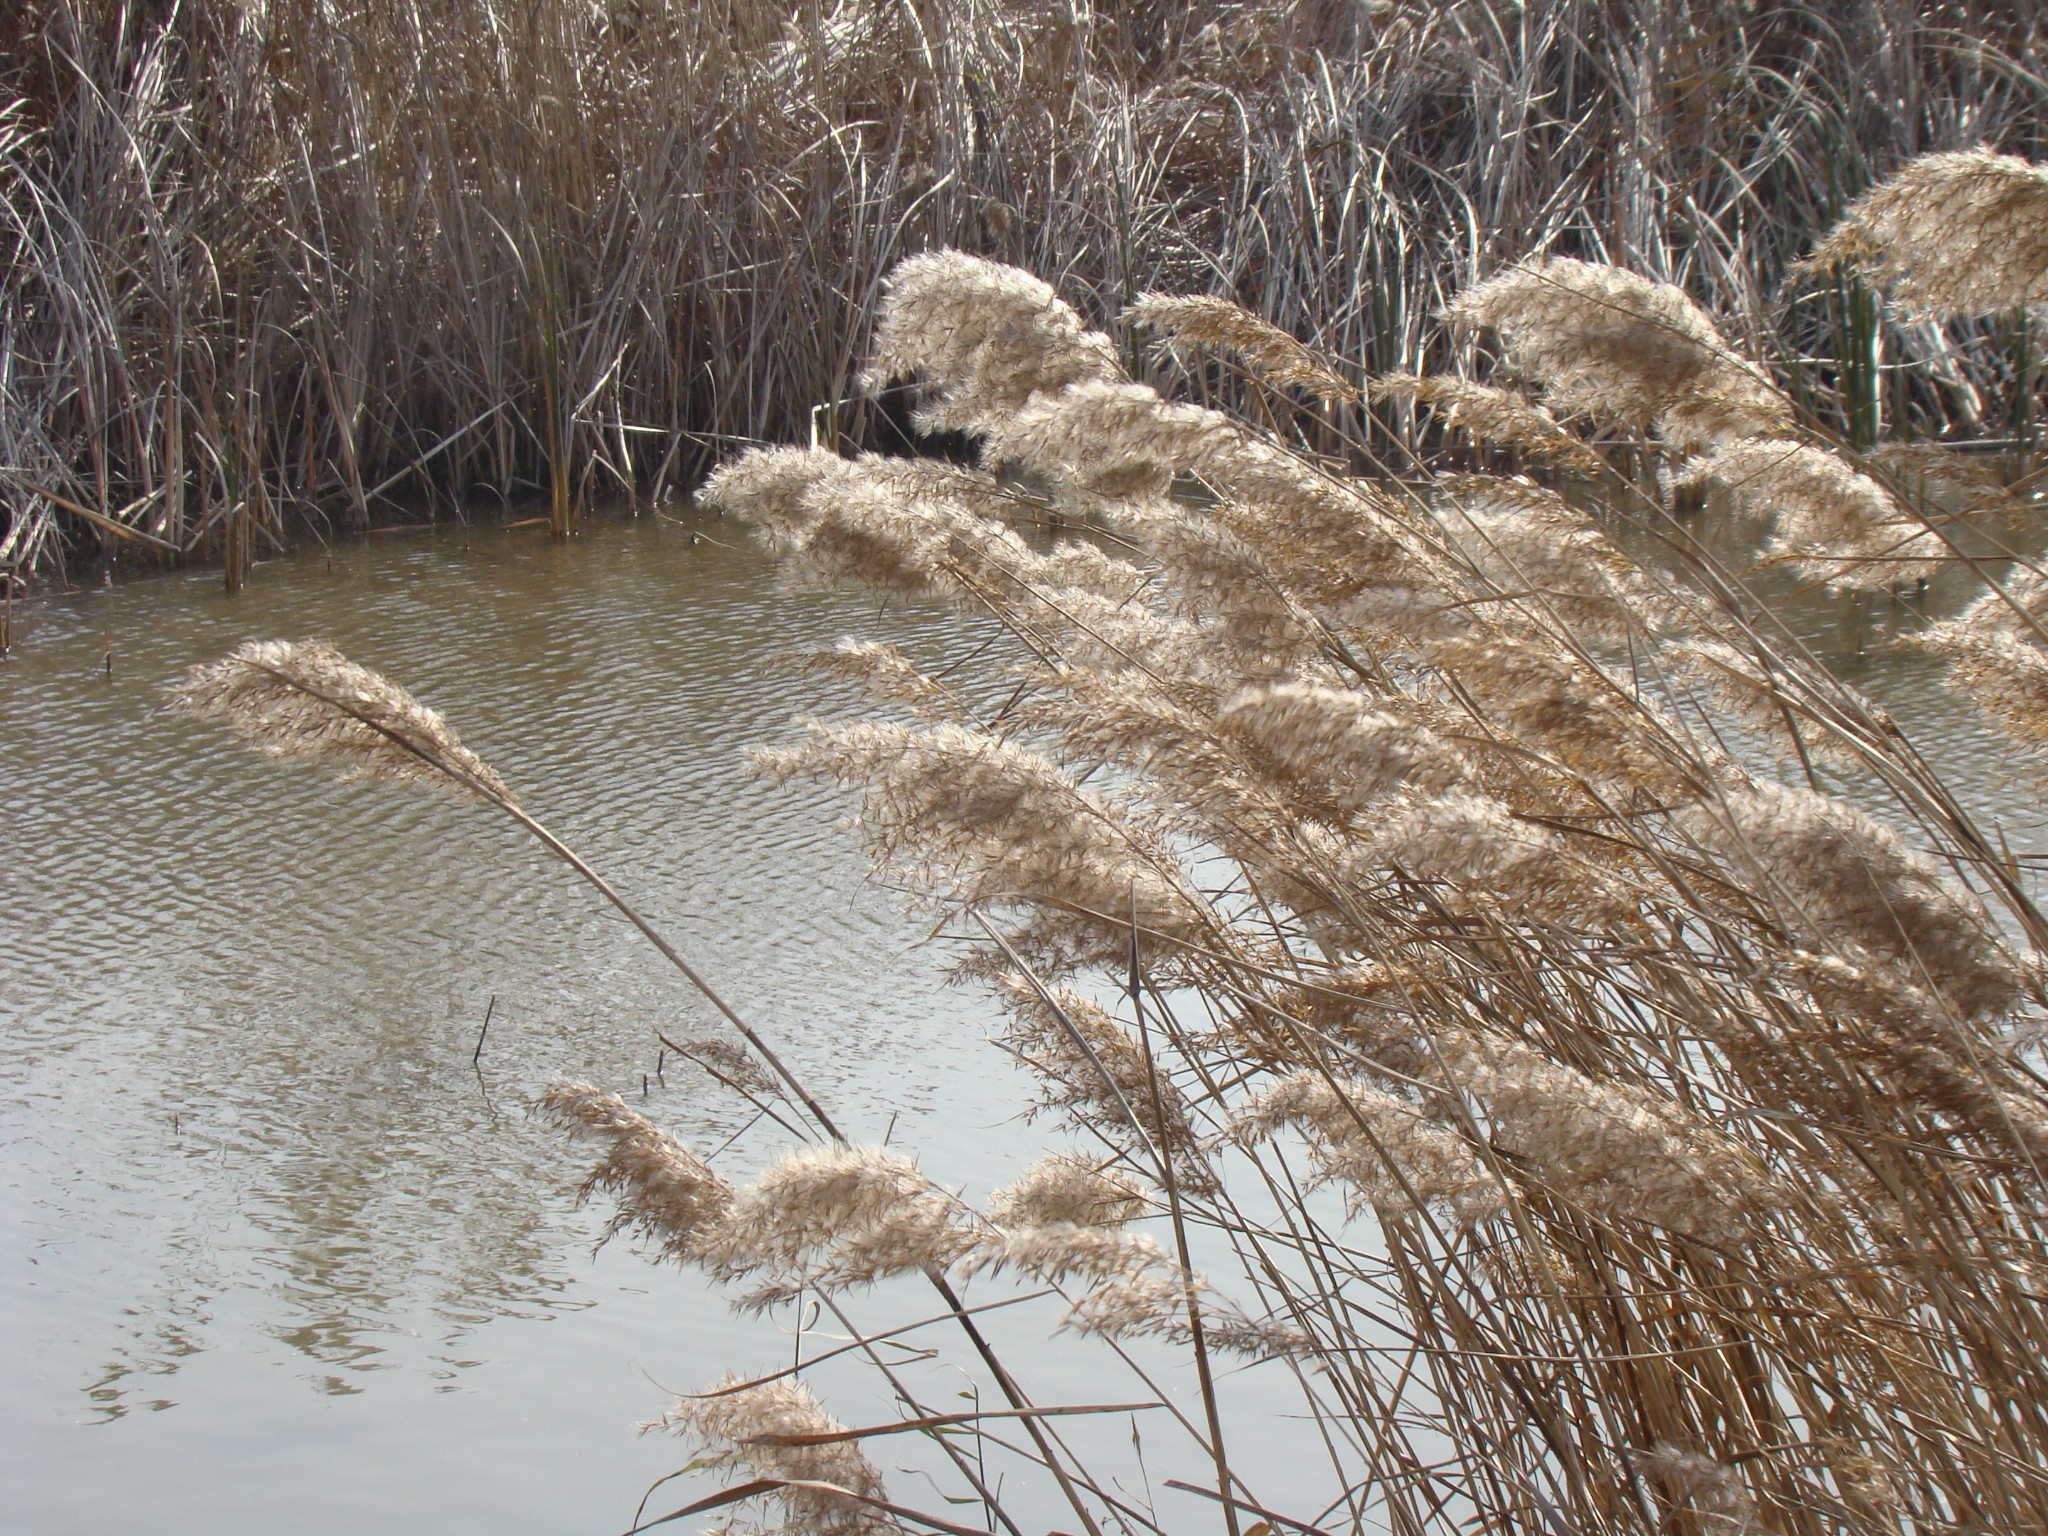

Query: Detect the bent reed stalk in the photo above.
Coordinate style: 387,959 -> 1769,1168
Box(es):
185,210 -> 2048,1534
8,0 -> 2047,581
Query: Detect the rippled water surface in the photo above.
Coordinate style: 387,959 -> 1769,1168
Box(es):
1,516 -> 1078,1534
5,508 -> 2046,1534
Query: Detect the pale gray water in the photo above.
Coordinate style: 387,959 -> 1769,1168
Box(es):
0,515 -> 1079,1534
4,506 -> 2045,1534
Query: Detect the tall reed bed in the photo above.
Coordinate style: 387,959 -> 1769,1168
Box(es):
182,157 -> 2048,1533
6,0 -> 2045,584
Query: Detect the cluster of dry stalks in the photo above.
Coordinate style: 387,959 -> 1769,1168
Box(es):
7,0 -> 2045,586
181,144 -> 2048,1535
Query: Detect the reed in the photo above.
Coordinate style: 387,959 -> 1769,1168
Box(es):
7,1 -> 2045,581
184,212 -> 2048,1533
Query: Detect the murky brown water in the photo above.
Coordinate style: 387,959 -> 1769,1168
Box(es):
4,504 -> 2044,1533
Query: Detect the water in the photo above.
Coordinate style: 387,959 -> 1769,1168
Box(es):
0,515 -> 1075,1534
4,507 -> 2045,1534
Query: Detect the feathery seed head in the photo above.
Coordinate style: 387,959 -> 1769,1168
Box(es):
1450,1038 -> 1781,1243
864,250 -> 1122,435
1684,438 -> 1943,590
1694,781 -> 2021,1019
695,1142 -> 969,1302
981,379 -> 1236,503
1436,475 -> 1658,640
1628,1444 -> 1758,1534
1447,257 -> 1792,452
1231,1071 -> 1506,1224
987,1151 -> 1149,1230
1914,600 -> 2048,752
1370,374 -> 1603,476
1215,681 -> 1470,814
753,719 -> 1201,959
1805,148 -> 2048,317
994,974 -> 1210,1184
173,639 -> 510,802
1129,292 -> 1360,403
653,1376 -> 892,1536
538,1081 -> 735,1261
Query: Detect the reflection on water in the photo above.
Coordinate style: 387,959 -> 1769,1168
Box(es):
1,514 -> 1038,1533
4,501 -> 2046,1534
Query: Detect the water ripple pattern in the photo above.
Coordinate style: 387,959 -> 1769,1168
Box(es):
1,518 -> 1034,1534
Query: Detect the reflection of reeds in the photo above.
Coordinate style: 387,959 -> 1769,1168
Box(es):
9,2 -> 2048,579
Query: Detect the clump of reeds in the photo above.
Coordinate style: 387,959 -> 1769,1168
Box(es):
10,1 -> 2047,580
655,246 -> 2048,1536
174,130 -> 2048,1536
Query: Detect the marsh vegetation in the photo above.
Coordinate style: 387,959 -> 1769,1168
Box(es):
15,3 -> 2048,1533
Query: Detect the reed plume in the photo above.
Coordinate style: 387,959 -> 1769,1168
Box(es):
651,1376 -> 893,1536
172,639 -> 510,801
1447,257 -> 1792,453
986,1152 -> 1149,1231
1369,375 -> 1605,476
1683,438 -> 1944,589
1915,576 -> 2048,753
1229,1071 -> 1506,1225
863,249 -> 1123,436
1128,293 -> 1359,404
1805,147 -> 2048,318
696,1144 -> 971,1307
1692,780 -> 2021,1020
537,1082 -> 735,1262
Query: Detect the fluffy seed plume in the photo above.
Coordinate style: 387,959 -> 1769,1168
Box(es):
1668,634 -> 1863,769
1343,790 -> 1634,929
1684,438 -> 1944,590
1129,292 -> 1360,403
537,1082 -> 736,1261
1691,780 -> 2020,1020
173,639 -> 510,801
994,974 -> 1209,1183
695,1143 -> 969,1305
961,1223 -> 1172,1284
1449,1037 -> 1779,1244
1428,631 -> 1685,793
1447,257 -> 1792,452
651,1376 -> 892,1536
1435,475 -> 1658,639
1629,1444 -> 1758,1535
787,639 -> 954,715
1913,578 -> 2048,751
1787,953 -> 2048,1164
1214,681 -> 1470,816
1804,148 -> 2048,318
1870,443 -> 2030,522
702,446 -> 1042,601
754,719 -> 1202,958
981,380 -> 1235,502
1058,1270 -> 1308,1359
1369,374 -> 1604,475
986,1151 -> 1149,1230
863,250 -> 1122,435
1231,1071 -> 1506,1225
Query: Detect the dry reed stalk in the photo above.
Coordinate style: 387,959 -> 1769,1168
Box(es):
665,251 -> 2048,1536
11,2 -> 2048,579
